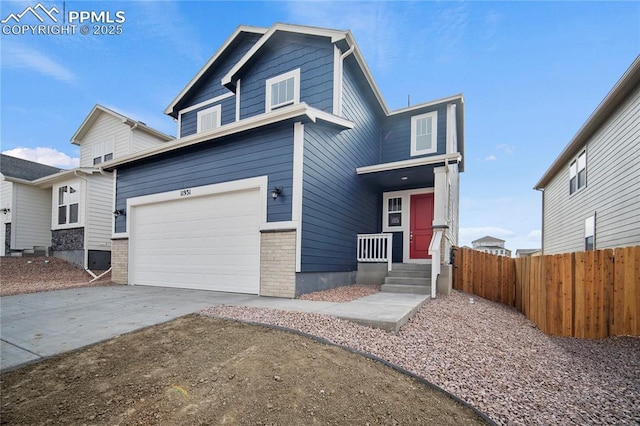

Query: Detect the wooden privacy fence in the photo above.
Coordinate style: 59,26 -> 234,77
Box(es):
452,246 -> 640,339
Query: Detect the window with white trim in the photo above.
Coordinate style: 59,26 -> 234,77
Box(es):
57,183 -> 80,225
265,69 -> 300,112
93,138 -> 114,165
387,197 -> 402,228
585,215 -> 595,251
411,111 -> 438,156
197,104 -> 221,133
569,149 -> 586,194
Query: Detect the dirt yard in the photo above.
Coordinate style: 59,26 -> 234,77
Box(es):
0,315 -> 488,425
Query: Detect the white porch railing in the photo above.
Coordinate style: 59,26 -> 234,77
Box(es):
357,233 -> 393,271
428,229 -> 443,299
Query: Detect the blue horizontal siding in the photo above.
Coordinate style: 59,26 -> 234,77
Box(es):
180,97 -> 236,137
301,122 -> 380,273
239,33 -> 334,120
114,125 -> 294,233
381,103 -> 448,163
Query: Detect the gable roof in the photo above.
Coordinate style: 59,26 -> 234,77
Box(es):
164,25 -> 268,116
0,154 -> 62,182
472,236 -> 506,244
164,23 -> 391,117
71,104 -> 174,145
535,55 -> 640,189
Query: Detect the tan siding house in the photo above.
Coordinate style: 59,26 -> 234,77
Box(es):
535,56 -> 640,254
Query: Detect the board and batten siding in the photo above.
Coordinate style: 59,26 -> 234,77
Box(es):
239,33 -> 334,121
79,112 -> 129,167
543,85 -> 640,254
299,57 -> 382,273
12,183 -> 52,250
114,125 -> 294,234
86,173 -> 113,251
381,103 -> 448,163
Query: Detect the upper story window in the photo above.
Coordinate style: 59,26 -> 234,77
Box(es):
585,215 -> 595,251
265,69 -> 300,112
57,183 -> 80,225
411,111 -> 438,156
93,138 -> 114,165
197,104 -> 221,133
569,149 -> 586,194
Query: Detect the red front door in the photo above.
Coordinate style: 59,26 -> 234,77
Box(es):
410,193 -> 434,259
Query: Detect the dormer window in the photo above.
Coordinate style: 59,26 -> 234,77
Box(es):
265,69 -> 300,112
411,111 -> 438,156
197,104 -> 221,133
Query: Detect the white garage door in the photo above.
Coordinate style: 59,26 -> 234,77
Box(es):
130,188 -> 260,294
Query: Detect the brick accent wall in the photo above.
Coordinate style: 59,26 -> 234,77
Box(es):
260,230 -> 296,298
111,238 -> 128,284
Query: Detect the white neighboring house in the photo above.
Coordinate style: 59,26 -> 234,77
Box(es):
0,155 -> 62,257
534,56 -> 640,254
472,236 -> 512,257
29,105 -> 174,269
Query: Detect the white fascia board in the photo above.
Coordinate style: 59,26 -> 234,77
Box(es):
222,23 -> 348,87
31,168 -> 96,187
345,33 -> 389,115
387,94 -> 464,116
164,25 -> 268,116
356,153 -> 462,175
105,103 -> 315,169
307,108 -> 354,129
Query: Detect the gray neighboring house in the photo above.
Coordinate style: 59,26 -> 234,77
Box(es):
534,56 -> 640,254
0,154 -> 62,257
471,236 -> 511,257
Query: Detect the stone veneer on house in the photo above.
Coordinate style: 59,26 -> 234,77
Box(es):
259,230 -> 296,298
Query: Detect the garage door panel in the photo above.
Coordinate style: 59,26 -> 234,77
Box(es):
130,187 -> 261,294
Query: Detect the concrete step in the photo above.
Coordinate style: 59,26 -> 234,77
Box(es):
391,263 -> 431,272
384,276 -> 430,286
381,283 -> 431,294
388,269 -> 429,278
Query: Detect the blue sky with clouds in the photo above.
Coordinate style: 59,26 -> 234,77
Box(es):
1,1 -> 638,252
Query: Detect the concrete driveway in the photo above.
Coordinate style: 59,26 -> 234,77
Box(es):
0,286 -> 265,371
1,285 -> 428,372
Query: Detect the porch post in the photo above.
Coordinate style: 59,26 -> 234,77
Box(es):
433,166 -> 448,229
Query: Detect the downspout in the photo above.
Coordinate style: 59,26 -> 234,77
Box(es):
73,170 -> 91,273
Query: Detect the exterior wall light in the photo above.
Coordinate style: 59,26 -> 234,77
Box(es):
271,187 -> 282,201
1,208 -> 10,214
113,209 -> 126,218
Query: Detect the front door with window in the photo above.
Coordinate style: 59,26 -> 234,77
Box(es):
409,193 -> 434,259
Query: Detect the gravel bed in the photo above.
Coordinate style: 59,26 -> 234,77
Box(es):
297,284 -> 381,302
201,290 -> 640,425
0,257 -> 112,297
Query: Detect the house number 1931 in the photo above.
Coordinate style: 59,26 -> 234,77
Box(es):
180,189 -> 191,197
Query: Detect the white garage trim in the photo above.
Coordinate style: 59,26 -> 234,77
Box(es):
127,176 -> 283,293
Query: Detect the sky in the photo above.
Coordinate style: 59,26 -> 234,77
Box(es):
1,0 -> 638,253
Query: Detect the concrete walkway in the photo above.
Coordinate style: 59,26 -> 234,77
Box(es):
0,285 -> 429,372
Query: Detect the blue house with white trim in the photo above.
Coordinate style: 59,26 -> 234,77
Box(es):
105,23 -> 464,298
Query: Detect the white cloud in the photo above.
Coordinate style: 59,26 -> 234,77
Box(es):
2,41 -> 76,83
527,230 -> 542,241
485,155 -> 497,161
2,147 -> 79,168
496,144 -> 515,155
459,226 -> 516,247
